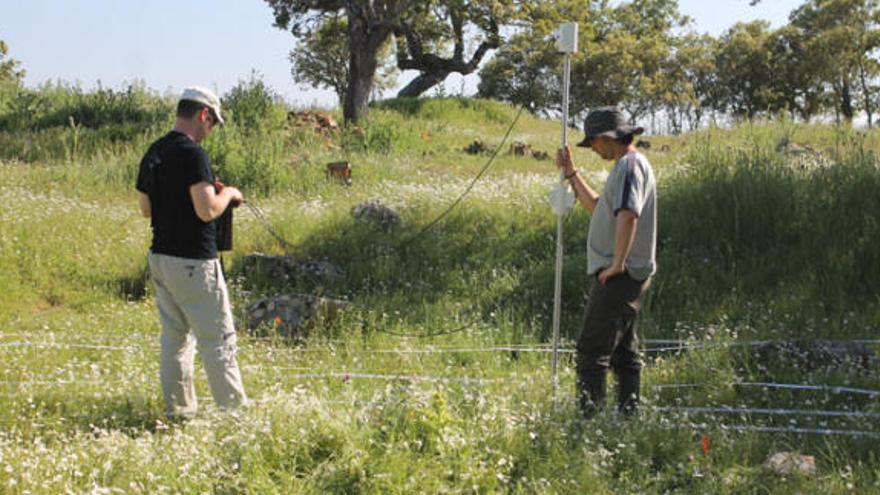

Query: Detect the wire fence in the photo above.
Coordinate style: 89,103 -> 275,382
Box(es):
2,335 -> 878,353
654,405 -> 880,419
1,333 -> 877,438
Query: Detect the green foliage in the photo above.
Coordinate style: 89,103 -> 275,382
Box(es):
376,96 -> 517,125
0,40 -> 25,84
202,122 -> 294,197
289,15 -> 350,104
478,0 -> 880,129
195,73 -> 300,195
0,40 -> 25,116
713,21 -> 778,118
477,33 -> 559,114
290,16 -> 398,105
791,0 -> 880,122
222,71 -> 288,134
0,81 -> 172,132
339,113 -> 402,155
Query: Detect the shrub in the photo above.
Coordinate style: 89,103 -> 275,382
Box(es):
0,81 -> 171,132
221,72 -> 287,135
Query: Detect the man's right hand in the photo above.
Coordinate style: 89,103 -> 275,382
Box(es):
226,186 -> 243,208
214,181 -> 243,207
556,145 -> 575,176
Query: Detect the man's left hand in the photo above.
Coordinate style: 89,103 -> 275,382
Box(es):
598,265 -> 625,285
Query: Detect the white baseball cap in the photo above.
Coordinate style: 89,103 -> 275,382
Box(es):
180,86 -> 225,125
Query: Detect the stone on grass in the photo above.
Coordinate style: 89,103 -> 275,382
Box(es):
241,253 -> 342,284
351,200 -> 402,231
246,293 -> 350,340
764,452 -> 816,476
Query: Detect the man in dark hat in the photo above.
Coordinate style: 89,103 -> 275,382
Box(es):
556,106 -> 657,418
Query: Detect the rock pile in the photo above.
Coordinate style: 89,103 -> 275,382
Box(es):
246,293 -> 350,339
288,111 -> 339,134
509,141 -> 549,161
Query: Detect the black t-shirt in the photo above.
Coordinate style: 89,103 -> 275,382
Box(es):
136,131 -> 217,259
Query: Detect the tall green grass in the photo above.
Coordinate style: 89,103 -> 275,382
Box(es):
657,123 -> 880,336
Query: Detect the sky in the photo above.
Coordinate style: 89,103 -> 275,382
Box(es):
1,0 -> 805,108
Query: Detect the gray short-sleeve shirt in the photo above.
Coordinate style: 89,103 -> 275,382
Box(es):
586,151 -> 657,280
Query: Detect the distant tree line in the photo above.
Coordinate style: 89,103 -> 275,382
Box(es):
479,0 -> 879,131
272,0 -> 879,128
3,0 -> 877,129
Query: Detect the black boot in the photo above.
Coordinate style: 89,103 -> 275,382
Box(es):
576,369 -> 607,419
617,369 -> 640,416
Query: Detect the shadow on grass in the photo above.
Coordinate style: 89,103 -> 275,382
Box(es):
7,393 -> 169,438
115,262 -> 150,301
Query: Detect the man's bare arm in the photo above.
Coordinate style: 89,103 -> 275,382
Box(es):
138,192 -> 151,218
190,181 -> 243,223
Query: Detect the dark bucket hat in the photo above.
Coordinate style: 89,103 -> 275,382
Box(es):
576,106 -> 644,148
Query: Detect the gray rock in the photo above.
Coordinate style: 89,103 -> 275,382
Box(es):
240,253 -> 343,284
776,136 -> 791,153
351,200 -> 402,232
246,293 -> 350,339
776,137 -> 820,157
764,452 -> 816,476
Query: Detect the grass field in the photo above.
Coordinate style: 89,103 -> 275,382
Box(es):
1,95 -> 879,493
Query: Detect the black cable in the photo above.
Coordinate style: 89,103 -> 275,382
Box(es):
372,322 -> 477,339
238,104 -> 550,339
243,104 -> 528,265
391,104 -> 527,253
243,200 -> 300,255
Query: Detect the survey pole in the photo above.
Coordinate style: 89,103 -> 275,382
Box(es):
549,23 -> 578,399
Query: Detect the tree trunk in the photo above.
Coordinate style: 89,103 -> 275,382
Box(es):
858,61 -> 873,128
839,76 -> 854,123
344,51 -> 376,123
343,15 -> 388,123
398,71 -> 448,97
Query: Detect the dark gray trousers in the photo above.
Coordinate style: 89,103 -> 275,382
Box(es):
575,272 -> 650,417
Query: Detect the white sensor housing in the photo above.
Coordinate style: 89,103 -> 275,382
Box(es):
555,23 -> 578,53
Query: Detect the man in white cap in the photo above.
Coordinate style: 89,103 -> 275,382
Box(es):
135,86 -> 248,416
556,106 -> 657,418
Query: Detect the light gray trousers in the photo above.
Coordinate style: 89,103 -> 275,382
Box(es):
148,252 -> 247,415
